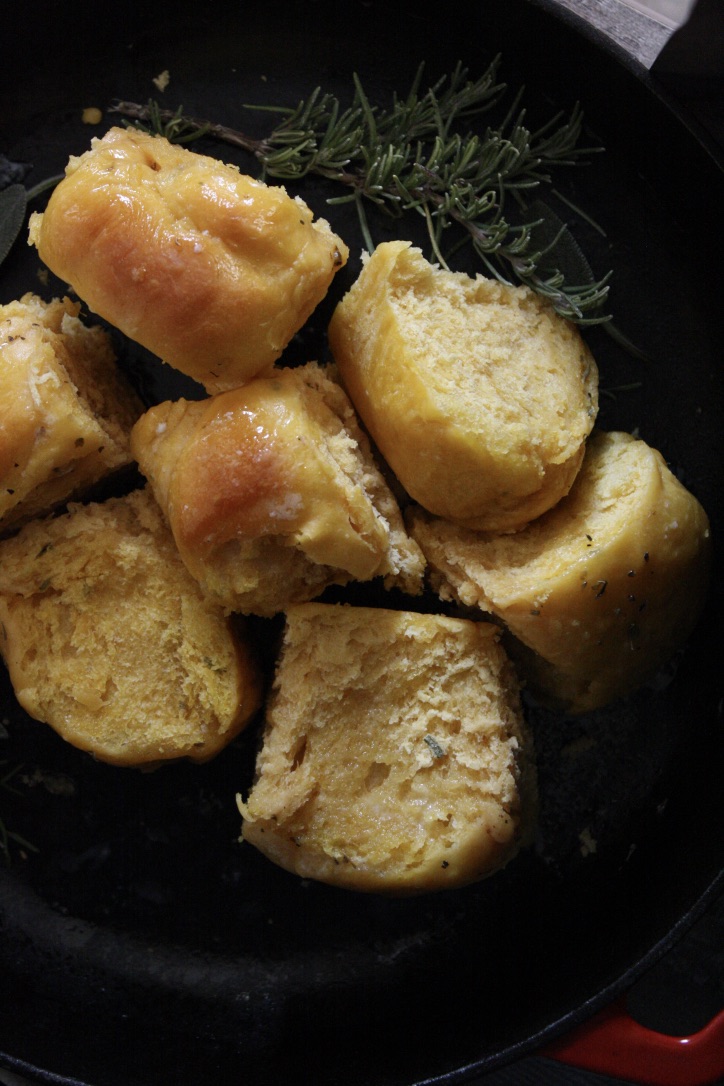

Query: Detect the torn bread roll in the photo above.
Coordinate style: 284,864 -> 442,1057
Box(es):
1,293 -> 142,536
29,127 -> 349,393
239,603 -> 536,893
130,362 -> 425,616
408,431 -> 711,714
0,488 -> 262,766
328,240 -> 598,532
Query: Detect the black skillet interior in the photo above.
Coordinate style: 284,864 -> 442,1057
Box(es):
1,2 -> 723,1084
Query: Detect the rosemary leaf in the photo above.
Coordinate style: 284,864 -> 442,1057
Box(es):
423,734 -> 447,759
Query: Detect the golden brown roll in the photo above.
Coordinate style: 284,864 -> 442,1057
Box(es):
130,362 -> 425,616
0,488 -> 262,766
328,240 -> 598,532
28,127 -> 349,393
239,603 -> 536,893
408,430 -> 712,713
0,293 -> 142,536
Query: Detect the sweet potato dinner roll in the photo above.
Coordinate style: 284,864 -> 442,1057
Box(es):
28,126 -> 349,393
0,488 -> 262,767
0,293 -> 142,536
408,431 -> 711,714
238,603 -> 536,893
328,240 -> 598,532
130,362 -> 425,616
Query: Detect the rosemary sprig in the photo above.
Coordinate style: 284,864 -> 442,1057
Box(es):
132,100 -> 211,146
111,60 -> 611,323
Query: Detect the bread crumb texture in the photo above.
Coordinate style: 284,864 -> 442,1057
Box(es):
28,127 -> 349,392
409,430 -> 711,713
328,240 -> 598,532
131,362 -> 425,615
0,488 -> 262,766
240,603 -> 536,893
0,293 -> 142,535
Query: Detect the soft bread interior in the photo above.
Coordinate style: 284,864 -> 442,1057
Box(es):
240,603 -> 536,893
0,293 -> 142,534
409,431 -> 711,712
0,488 -> 262,766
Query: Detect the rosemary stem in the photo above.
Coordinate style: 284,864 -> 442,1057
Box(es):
111,101 -> 265,156
109,66 -> 612,325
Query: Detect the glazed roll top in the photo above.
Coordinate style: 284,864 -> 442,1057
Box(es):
29,127 -> 349,392
130,362 -> 425,615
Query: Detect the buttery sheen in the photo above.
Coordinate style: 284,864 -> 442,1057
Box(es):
29,127 -> 349,392
130,363 -> 425,615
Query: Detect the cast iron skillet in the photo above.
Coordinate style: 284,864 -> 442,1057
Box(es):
1,1 -> 722,1083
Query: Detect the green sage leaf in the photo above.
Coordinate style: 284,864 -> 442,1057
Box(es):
525,199 -> 598,290
0,153 -> 31,190
0,184 -> 28,267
